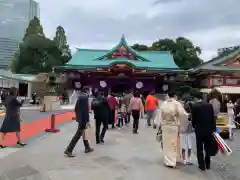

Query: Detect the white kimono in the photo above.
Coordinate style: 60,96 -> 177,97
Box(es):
160,98 -> 188,167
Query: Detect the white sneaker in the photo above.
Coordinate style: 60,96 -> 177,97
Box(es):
186,157 -> 194,165
183,160 -> 187,165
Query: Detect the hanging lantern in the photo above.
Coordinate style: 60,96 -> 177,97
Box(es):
75,82 -> 81,89
100,80 -> 107,88
136,81 -> 143,89
162,84 -> 168,91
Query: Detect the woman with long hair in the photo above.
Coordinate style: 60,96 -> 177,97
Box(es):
129,91 -> 144,134
0,87 -> 26,148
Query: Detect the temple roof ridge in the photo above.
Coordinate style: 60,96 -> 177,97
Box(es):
94,35 -> 149,61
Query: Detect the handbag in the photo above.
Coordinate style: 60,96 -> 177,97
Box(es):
83,123 -> 94,140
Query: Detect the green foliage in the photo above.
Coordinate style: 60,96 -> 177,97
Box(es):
212,46 -> 240,61
11,18 -> 69,74
131,44 -> 149,51
176,85 -> 192,97
132,37 -> 203,69
53,26 -> 72,64
12,36 -> 63,74
23,17 -> 44,41
175,84 -> 200,99
10,51 -> 20,73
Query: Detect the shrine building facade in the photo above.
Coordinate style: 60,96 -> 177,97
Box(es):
55,36 -> 182,95
190,48 -> 240,89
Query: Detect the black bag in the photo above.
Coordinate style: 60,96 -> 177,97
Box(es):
209,135 -> 219,156
219,130 -> 230,139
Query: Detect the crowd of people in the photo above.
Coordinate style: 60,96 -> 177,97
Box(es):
63,88 -> 220,172
0,86 -> 231,172
64,89 -> 159,157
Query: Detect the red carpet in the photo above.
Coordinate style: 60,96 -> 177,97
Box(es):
1,111 -> 75,146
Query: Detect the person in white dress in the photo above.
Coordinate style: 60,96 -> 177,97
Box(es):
180,99 -> 194,165
227,100 -> 235,138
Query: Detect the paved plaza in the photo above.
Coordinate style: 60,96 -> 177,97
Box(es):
0,117 -> 222,180
0,105 -> 75,123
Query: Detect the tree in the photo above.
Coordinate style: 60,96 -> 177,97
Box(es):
10,51 -> 20,73
12,36 -> 63,74
132,44 -> 149,51
23,16 -> 44,41
53,26 -> 72,64
131,37 -> 203,69
149,37 -> 203,69
11,18 -> 68,74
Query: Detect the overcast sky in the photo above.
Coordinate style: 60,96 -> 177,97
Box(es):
37,0 -> 240,61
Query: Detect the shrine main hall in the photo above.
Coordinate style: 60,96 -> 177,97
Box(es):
55,36 -> 182,94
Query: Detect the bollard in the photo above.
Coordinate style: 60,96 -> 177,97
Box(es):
45,114 -> 60,133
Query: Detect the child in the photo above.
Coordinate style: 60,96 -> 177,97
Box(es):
180,100 -> 194,165
117,102 -> 126,129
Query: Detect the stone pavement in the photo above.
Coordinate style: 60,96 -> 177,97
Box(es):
0,118 -> 219,180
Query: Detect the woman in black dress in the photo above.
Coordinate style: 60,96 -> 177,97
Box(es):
0,87 -> 26,148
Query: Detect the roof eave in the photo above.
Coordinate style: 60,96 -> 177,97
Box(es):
55,65 -> 181,72
196,47 -> 240,69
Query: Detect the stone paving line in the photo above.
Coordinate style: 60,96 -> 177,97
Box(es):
0,118 -> 219,180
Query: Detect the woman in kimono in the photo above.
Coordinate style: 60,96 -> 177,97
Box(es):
0,87 -> 26,148
160,92 -> 188,168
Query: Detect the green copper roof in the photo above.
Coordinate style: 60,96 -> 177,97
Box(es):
194,47 -> 240,72
0,70 -> 34,82
95,35 -> 148,62
61,36 -> 179,70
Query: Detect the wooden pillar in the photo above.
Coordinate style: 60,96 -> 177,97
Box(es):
131,88 -> 134,94
131,76 -> 135,94
153,77 -> 156,93
208,76 -> 212,88
223,75 -> 227,85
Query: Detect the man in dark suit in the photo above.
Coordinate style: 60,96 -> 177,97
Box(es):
92,92 -> 110,144
191,92 -> 216,171
64,89 -> 94,157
